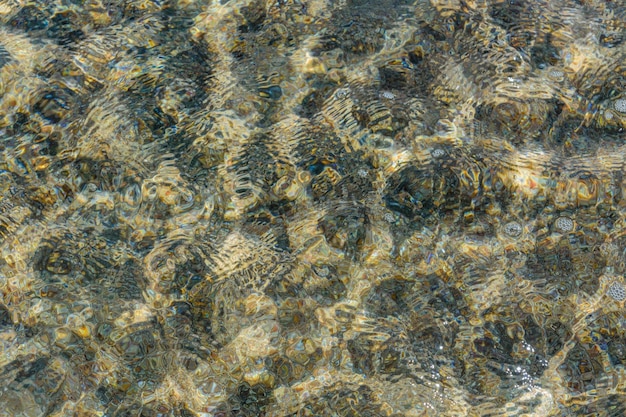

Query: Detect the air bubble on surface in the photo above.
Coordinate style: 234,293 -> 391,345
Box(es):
614,99 -> 626,113
431,148 -> 446,158
608,282 -> 626,302
547,69 -> 564,81
334,88 -> 349,100
504,221 -> 523,237
554,216 -> 574,233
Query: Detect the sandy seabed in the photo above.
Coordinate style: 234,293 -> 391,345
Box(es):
1,0 -> 626,416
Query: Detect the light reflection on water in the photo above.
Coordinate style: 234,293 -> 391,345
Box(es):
0,0 -> 626,416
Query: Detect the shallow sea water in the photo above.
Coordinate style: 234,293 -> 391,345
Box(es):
0,0 -> 626,415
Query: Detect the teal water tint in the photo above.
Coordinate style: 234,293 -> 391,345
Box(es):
0,0 -> 626,416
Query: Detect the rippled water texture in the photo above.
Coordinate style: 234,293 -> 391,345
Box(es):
1,0 -> 626,415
